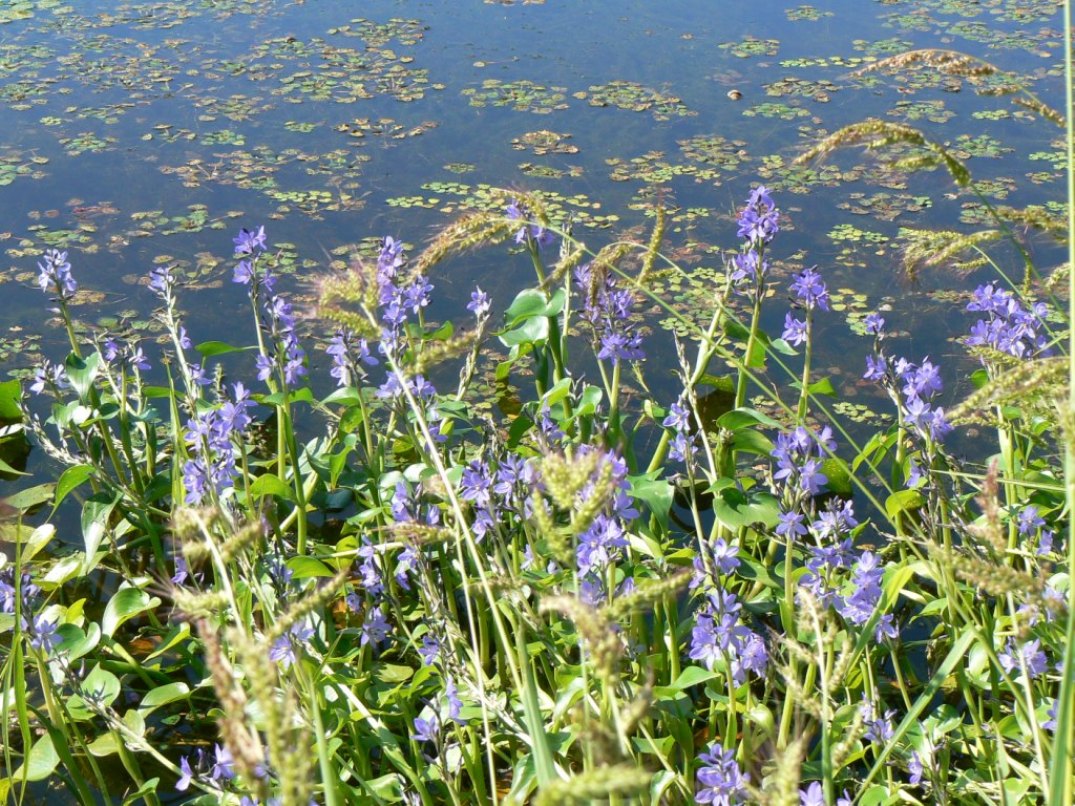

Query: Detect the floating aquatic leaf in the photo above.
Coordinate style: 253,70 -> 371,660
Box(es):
510,130 -> 579,155
785,5 -> 833,22
335,117 -> 437,141
741,102 -> 810,120
764,76 -> 840,102
584,80 -> 694,120
462,79 -> 569,114
327,18 -> 427,47
677,134 -> 750,171
887,99 -> 954,124
719,37 -> 780,59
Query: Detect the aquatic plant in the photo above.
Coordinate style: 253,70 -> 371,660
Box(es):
0,144 -> 1071,806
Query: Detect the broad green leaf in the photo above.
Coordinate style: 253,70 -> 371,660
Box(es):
671,665 -> 720,689
102,587 -> 159,638
628,473 -> 673,529
885,489 -> 925,521
139,682 -> 190,714
82,493 -> 118,574
716,407 -> 781,430
3,483 -> 54,512
820,458 -> 852,496
53,623 -> 100,661
0,379 -> 23,422
711,487 -> 780,529
249,473 -> 295,502
145,622 -> 191,661
195,340 -> 252,357
286,555 -> 335,579
42,553 -> 83,587
806,376 -> 837,396
12,733 -> 58,781
64,351 -> 100,401
52,464 -> 94,514
499,316 -> 548,347
261,387 -> 315,406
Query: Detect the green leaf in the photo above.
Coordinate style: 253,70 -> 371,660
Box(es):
64,351 -> 100,401
373,664 -> 414,684
731,429 -> 774,456
0,379 -> 22,422
12,733 -> 58,781
145,623 -> 191,661
806,376 -> 837,397
820,458 -> 852,496
885,489 -> 925,521
286,555 -> 335,579
716,407 -> 781,430
195,340 -> 252,357
102,587 -> 160,638
499,316 -> 549,347
3,483 -> 54,512
139,682 -> 190,714
503,288 -> 565,325
261,387 -> 315,406
628,473 -> 673,529
670,665 -> 720,689
249,473 -> 296,502
52,464 -> 94,514
53,623 -> 100,661
711,487 -> 780,529
82,492 -> 118,574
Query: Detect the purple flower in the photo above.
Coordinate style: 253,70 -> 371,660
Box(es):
800,782 -> 824,806
864,312 -> 885,336
776,510 -> 807,539
1000,638 -> 1048,679
695,743 -> 749,804
24,613 -> 60,654
411,713 -> 440,743
445,677 -> 464,724
864,354 -> 887,382
233,226 -> 267,256
736,185 -> 779,246
861,700 -> 896,743
782,313 -> 807,346
460,460 -> 494,509
574,262 -> 645,363
908,751 -> 924,785
966,283 -> 1049,359
1017,505 -> 1045,536
467,287 -> 491,318
360,606 -> 392,648
148,265 -> 174,297
176,755 -> 194,792
269,621 -> 315,669
418,634 -> 440,666
789,267 -> 830,312
37,249 -> 77,300
729,251 -> 768,290
233,259 -> 255,285
210,743 -> 235,781
29,360 -> 67,395
507,200 -> 555,248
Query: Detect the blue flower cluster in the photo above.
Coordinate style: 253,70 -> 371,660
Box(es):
233,227 -> 307,386
574,262 -> 645,362
695,742 -> 749,804
965,282 -> 1050,359
181,383 -> 256,504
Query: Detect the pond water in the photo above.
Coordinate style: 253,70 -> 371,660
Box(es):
0,0 -> 1066,483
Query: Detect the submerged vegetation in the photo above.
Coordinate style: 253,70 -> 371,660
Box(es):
1,1 -> 1075,805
